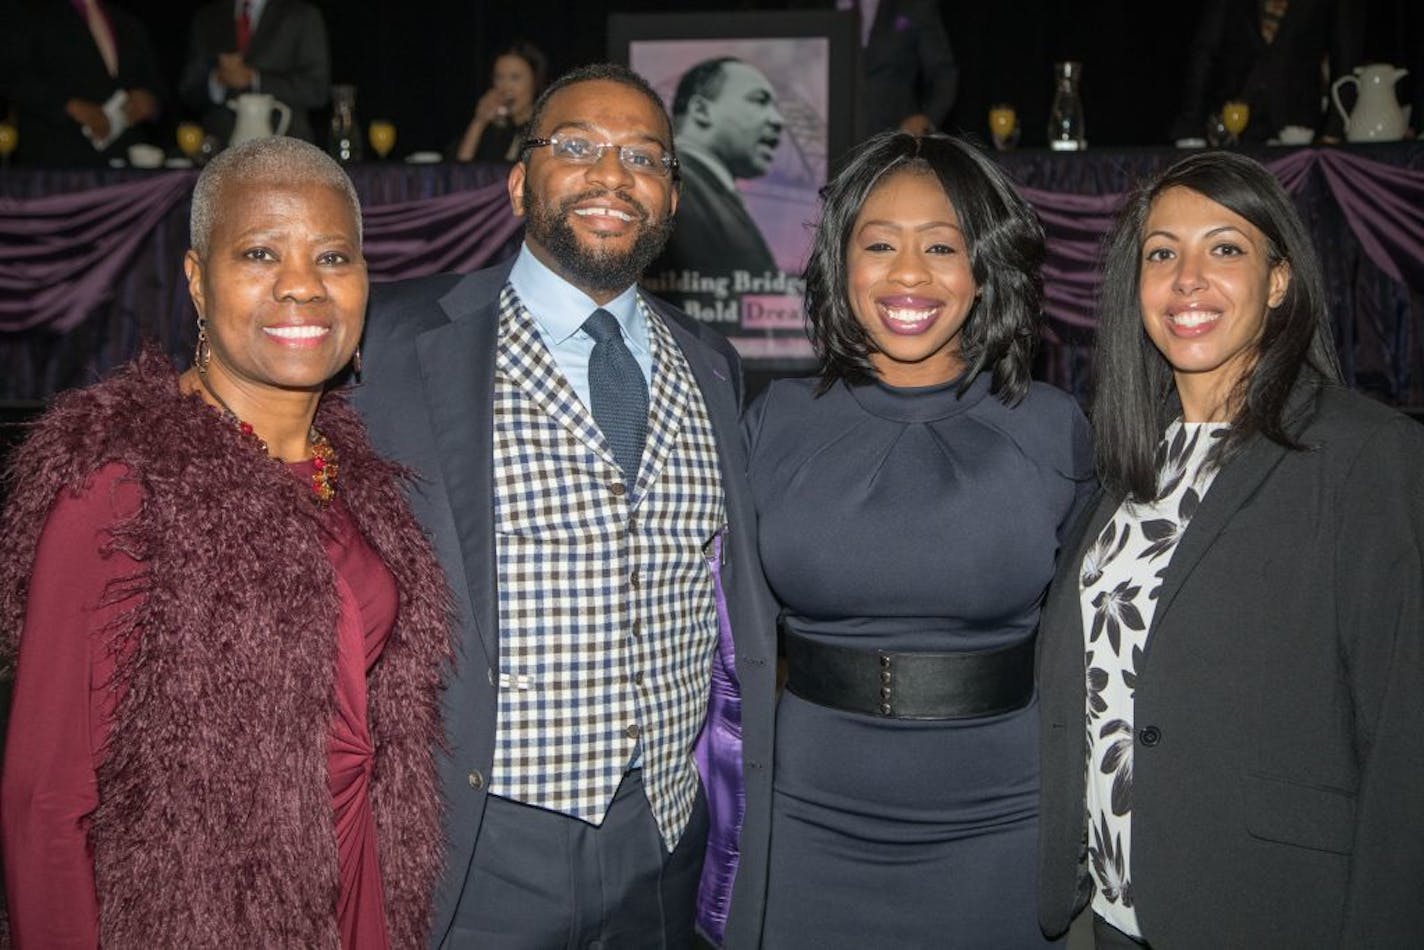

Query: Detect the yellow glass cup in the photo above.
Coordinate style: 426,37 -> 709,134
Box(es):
1222,101 -> 1250,139
176,122 -> 204,160
368,120 -> 396,160
0,122 -> 18,159
988,104 -> 1019,151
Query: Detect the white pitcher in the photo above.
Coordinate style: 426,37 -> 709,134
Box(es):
227,93 -> 292,146
1331,64 -> 1410,142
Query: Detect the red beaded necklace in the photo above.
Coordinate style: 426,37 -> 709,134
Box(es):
195,371 -> 339,507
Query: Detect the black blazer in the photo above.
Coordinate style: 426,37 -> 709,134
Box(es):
1038,384 -> 1424,947
178,0 -> 330,143
6,1 -> 163,167
351,262 -> 779,949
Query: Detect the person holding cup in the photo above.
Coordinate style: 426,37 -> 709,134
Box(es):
454,42 -> 547,163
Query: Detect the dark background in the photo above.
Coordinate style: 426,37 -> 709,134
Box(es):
8,0 -> 1391,156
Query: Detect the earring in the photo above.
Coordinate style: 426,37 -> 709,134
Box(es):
194,316 -> 211,370
351,346 -> 362,377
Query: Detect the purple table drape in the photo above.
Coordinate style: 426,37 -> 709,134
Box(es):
1,173 -> 197,333
0,162 -> 517,401
1013,148 -> 1424,335
1,146 -> 1421,404
363,183 -> 524,280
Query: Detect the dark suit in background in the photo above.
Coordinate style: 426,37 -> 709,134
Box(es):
1168,0 -> 1357,142
179,0 -> 329,143
1038,384 -> 1424,946
3,0 -> 162,167
652,150 -> 777,283
856,0 -> 958,135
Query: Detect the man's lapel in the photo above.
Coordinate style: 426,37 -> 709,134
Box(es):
1141,433 -> 1290,650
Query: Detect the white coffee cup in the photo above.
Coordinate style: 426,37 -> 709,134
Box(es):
127,143 -> 165,168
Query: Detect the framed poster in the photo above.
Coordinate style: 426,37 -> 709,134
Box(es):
609,11 -> 857,374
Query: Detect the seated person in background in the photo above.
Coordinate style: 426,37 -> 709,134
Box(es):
4,0 -> 162,167
1168,0 -> 1356,144
179,0 -> 330,144
454,42 -> 547,163
650,56 -> 783,281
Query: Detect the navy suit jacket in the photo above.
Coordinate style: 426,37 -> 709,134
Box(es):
353,261 -> 778,948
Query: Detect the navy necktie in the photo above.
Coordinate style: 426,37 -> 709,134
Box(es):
583,308 -> 648,479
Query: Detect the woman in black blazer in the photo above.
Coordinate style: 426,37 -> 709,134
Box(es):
1037,151 -> 1424,948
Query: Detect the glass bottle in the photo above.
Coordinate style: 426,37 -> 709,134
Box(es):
1047,62 -> 1087,151
328,84 -> 363,163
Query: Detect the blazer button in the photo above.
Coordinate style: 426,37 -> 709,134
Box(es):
467,769 -> 485,791
1139,725 -> 1162,747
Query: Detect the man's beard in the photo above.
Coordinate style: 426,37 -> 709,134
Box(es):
522,184 -> 675,295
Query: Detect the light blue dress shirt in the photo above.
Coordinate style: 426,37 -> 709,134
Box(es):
508,243 -> 654,413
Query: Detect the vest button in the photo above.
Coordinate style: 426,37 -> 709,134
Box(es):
630,570 -> 641,589
626,723 -> 642,740
467,769 -> 485,791
609,481 -> 626,497
1139,725 -> 1162,747
632,670 -> 645,686
630,620 -> 642,638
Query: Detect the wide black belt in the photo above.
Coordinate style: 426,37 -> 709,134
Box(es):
784,629 -> 1036,720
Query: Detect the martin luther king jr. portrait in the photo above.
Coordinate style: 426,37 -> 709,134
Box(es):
650,57 -> 785,283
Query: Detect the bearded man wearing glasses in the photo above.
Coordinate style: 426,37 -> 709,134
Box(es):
353,63 -> 777,949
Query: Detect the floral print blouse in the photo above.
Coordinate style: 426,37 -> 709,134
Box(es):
1078,421 -> 1229,938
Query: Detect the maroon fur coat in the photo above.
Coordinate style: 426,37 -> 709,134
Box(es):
0,349 -> 452,948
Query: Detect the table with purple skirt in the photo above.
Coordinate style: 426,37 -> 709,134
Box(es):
2,143 -> 1422,410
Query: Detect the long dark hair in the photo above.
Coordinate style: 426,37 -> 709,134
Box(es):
805,132 -> 1044,402
1093,150 -> 1342,502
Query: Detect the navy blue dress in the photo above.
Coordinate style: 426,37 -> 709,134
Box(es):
747,374 -> 1093,948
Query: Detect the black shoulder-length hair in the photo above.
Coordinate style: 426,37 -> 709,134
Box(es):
1093,150 -> 1342,502
804,131 -> 1045,403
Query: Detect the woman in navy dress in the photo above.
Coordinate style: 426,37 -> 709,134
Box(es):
748,132 -> 1093,947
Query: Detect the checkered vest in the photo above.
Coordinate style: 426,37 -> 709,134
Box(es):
490,285 -> 725,849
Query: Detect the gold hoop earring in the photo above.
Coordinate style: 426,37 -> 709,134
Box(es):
194,316 -> 211,370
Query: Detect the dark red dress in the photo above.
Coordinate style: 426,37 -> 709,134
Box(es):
1,461 -> 397,948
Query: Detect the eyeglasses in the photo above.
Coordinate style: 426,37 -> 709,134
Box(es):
522,134 -> 679,179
